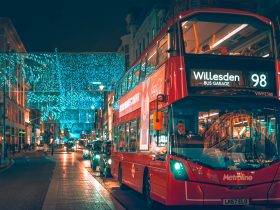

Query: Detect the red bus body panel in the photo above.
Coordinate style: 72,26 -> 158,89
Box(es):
166,56 -> 188,103
277,61 -> 280,99
111,152 -> 168,203
166,156 -> 280,206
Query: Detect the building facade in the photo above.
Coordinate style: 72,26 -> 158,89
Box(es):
118,3 -> 169,69
0,18 -> 30,152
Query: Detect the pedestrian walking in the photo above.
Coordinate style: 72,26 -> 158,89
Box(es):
44,143 -> 48,156
51,141 -> 55,156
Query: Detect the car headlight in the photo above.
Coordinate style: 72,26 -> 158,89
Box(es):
107,158 -> 112,165
95,154 -> 100,159
170,159 -> 188,180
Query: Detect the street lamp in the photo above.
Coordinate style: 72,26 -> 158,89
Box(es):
99,84 -> 105,91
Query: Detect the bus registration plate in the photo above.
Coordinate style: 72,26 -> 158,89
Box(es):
223,199 -> 249,205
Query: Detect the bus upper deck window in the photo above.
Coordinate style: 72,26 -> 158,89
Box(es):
139,60 -> 146,81
158,35 -> 168,66
146,45 -> 157,76
181,14 -> 273,58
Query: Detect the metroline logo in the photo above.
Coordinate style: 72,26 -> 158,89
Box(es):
192,71 -> 240,82
223,173 -> 253,181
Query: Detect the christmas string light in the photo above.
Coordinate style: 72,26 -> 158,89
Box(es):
0,52 -> 125,126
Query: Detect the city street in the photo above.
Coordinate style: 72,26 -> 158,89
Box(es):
0,1 -> 280,210
0,151 -> 55,210
0,149 -> 278,210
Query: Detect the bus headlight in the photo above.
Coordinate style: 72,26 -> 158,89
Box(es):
170,159 -> 188,180
108,158 -> 112,165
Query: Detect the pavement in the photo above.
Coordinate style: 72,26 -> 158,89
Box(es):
0,158 -> 13,171
0,149 -> 42,172
42,150 -> 125,210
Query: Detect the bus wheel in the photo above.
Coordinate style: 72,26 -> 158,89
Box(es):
144,172 -> 156,209
118,167 -> 127,190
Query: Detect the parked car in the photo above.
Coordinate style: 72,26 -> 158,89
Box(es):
90,140 -> 102,171
37,143 -> 44,151
83,144 -> 92,159
66,141 -> 74,152
99,140 -> 112,177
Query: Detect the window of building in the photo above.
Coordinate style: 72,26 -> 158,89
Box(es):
18,110 -> 21,124
139,43 -> 142,55
125,54 -> 130,70
158,34 -> 168,66
125,45 -> 129,54
147,32 -> 150,45
143,38 -> 146,52
146,45 -> 157,76
152,28 -> 155,39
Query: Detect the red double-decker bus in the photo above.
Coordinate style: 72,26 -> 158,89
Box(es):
111,8 -> 280,207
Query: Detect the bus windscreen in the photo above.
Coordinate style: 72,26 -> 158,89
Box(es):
171,99 -> 279,170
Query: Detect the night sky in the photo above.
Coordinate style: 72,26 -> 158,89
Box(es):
0,0 -> 156,52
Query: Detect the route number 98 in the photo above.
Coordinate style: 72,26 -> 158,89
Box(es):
251,74 -> 267,87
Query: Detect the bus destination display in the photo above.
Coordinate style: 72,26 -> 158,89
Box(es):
190,69 -> 272,89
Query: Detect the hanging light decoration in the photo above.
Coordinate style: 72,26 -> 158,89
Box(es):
0,52 -> 125,125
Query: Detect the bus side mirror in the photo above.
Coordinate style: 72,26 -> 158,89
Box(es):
153,111 -> 163,131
